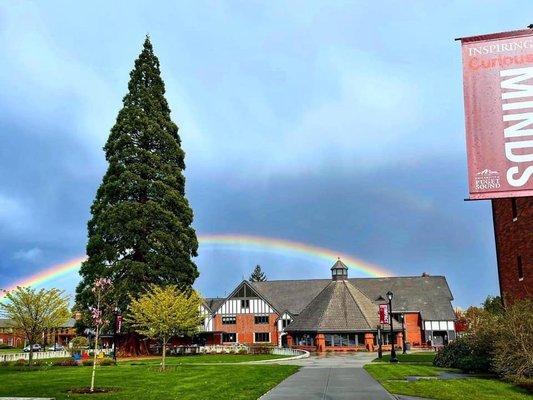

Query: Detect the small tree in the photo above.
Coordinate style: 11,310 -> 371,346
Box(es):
493,299 -> 533,381
69,336 -> 89,356
0,287 -> 69,365
482,295 -> 504,316
127,285 -> 203,370
249,265 -> 267,282
89,278 -> 112,392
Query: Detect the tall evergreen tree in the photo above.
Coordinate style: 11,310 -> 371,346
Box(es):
75,37 -> 199,315
249,265 -> 267,282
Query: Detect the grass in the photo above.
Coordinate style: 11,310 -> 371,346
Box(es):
0,357 -> 299,399
372,351 -> 436,364
122,353 -> 292,364
365,353 -> 531,400
0,348 -> 23,354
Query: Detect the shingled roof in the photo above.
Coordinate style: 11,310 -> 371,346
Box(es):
250,275 -> 454,321
287,280 -> 380,332
204,297 -> 225,312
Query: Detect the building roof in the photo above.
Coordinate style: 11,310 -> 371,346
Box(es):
204,297 -> 225,312
250,275 -> 455,321
287,280 -> 380,332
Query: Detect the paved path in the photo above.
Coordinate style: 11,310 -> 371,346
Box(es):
260,353 -> 394,400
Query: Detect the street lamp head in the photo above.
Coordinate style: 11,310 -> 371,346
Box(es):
386,291 -> 393,301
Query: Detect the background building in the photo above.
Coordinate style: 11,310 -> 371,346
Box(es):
201,260 -> 456,352
492,197 -> 532,306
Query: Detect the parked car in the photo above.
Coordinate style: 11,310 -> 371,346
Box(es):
46,343 -> 65,351
23,344 -> 42,352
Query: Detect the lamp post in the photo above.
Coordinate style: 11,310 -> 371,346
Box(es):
386,291 -> 398,363
377,325 -> 383,358
401,313 -> 407,354
113,307 -> 120,362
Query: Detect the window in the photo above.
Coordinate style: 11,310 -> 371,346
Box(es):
222,316 -> 236,325
324,333 -> 364,347
518,255 -> 524,281
294,334 -> 314,346
282,319 -> 291,328
254,315 -> 269,324
241,299 -> 250,309
222,333 -> 236,343
512,198 -> 518,221
254,332 -> 270,343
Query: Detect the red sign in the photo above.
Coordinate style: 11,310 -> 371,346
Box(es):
116,315 -> 123,333
460,29 -> 533,199
379,304 -> 389,324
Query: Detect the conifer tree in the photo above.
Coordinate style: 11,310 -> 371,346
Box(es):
249,265 -> 267,282
75,37 -> 199,315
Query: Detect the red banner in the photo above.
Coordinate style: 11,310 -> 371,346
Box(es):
379,304 -> 389,325
460,29 -> 533,199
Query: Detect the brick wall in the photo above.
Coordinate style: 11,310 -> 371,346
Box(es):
213,313 -> 279,345
403,313 -> 423,346
492,196 -> 532,305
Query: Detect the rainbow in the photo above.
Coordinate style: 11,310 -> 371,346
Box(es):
1,234 -> 392,298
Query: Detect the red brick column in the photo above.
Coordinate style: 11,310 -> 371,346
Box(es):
364,333 -> 374,351
396,332 -> 403,348
286,334 -> 294,347
316,333 -> 325,352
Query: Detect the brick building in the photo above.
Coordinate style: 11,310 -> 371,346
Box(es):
200,260 -> 456,352
0,318 -> 76,348
492,196 -> 533,306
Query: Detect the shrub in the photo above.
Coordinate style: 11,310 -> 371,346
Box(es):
81,359 -> 93,366
493,299 -> 533,381
434,324 -> 496,373
434,337 -> 472,368
14,359 -> 27,366
99,358 -> 115,366
53,359 -> 79,367
69,336 -> 89,355
249,344 -> 274,355
1,361 -> 9,367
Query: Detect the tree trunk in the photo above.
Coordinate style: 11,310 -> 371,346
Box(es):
161,336 -> 167,371
90,324 -> 100,391
28,346 -> 33,366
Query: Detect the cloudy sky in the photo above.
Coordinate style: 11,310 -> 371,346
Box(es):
0,1 -> 529,308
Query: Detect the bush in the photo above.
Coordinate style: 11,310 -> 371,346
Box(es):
493,299 -> 533,381
249,344 -> 274,355
434,337 -> 472,368
14,359 -> 27,366
69,336 -> 89,355
53,359 -> 79,367
99,358 -> 115,366
434,336 -> 494,373
0,343 -> 14,349
81,359 -> 93,366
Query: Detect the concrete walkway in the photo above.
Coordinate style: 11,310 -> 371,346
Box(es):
260,353 -> 394,400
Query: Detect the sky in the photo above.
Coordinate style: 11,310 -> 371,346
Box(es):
0,1 -> 530,308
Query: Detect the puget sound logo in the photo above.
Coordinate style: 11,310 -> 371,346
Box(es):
475,169 -> 501,190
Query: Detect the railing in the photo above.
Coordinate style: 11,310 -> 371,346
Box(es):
1,348 -> 112,363
271,347 -> 306,357
1,350 -> 70,362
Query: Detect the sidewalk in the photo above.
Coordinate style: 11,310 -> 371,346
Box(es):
260,353 -> 394,400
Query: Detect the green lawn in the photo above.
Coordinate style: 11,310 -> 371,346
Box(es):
0,360 -> 298,399
123,353 -> 291,364
365,353 -> 531,400
372,352 -> 436,364
0,348 -> 22,354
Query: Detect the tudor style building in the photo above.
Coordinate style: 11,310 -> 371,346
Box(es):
200,260 -> 456,351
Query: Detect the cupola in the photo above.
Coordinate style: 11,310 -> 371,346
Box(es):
331,258 -> 348,281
